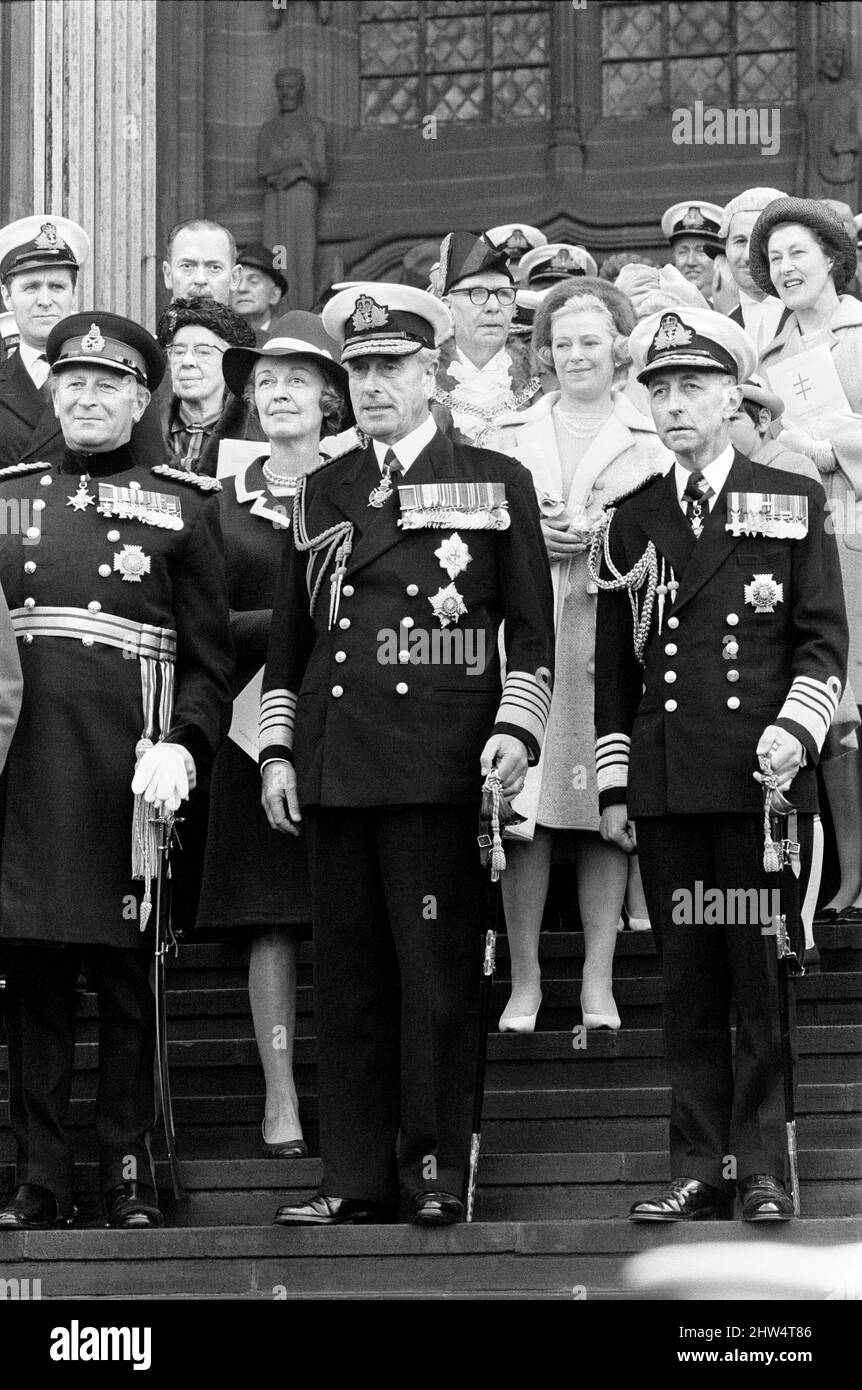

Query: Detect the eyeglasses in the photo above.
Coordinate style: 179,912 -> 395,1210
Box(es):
448,286 -> 517,307
166,343 -> 226,364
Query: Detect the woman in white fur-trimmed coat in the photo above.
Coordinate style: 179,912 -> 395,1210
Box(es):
496,278 -> 672,1034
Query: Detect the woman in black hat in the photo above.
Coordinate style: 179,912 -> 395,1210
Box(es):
195,312 -> 351,1156
751,197 -> 862,927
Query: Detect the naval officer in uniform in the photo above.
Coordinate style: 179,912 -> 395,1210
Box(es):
0,215 -> 90,469
592,307 -> 848,1222
0,312 -> 233,1230
260,284 -> 555,1225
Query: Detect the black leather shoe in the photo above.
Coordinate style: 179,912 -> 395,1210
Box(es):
273,1194 -> 395,1226
630,1177 -> 731,1222
0,1183 -> 76,1229
104,1181 -> 164,1229
739,1174 -> 794,1222
411,1191 -> 465,1226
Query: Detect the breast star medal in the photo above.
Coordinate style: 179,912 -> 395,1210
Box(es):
429,582 -> 467,627
67,476 -> 95,512
434,532 -> 472,579
113,544 -> 151,583
744,573 -> 783,614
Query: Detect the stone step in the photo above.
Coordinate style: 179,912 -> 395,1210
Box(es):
161,925 -> 862,987
3,1080 -> 856,1133
2,1106 -> 856,1163
4,1151 -> 859,1230
1,1218 -> 859,1299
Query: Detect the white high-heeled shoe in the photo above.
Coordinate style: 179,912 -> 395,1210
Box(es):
580,994 -> 621,1031
498,993 -> 542,1033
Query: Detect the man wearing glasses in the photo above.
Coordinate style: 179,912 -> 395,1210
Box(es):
430,231 -> 542,446
155,297 -> 264,477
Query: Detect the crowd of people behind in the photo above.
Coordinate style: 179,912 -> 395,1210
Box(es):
0,173 -> 857,1230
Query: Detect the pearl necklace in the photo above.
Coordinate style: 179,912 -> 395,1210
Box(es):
554,403 -> 614,439
262,460 -> 299,489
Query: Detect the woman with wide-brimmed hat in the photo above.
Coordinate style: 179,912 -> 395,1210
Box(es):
751,197 -> 862,924
195,311 -> 352,1156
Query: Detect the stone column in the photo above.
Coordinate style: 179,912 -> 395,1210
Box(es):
550,0 -> 585,176
29,0 -> 158,326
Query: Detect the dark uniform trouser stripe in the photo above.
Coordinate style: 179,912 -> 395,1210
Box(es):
5,944 -> 156,1205
635,812 -> 811,1192
305,806 -> 483,1205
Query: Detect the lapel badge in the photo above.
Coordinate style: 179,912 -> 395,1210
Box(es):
429,582 -> 467,627
114,544 -> 151,583
81,323 -> 105,353
744,572 -> 783,614
351,294 -> 389,332
434,532 -> 472,579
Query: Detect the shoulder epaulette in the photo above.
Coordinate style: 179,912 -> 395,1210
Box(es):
151,464 -> 222,493
0,460 -> 51,481
317,428 -> 363,467
603,472 -> 664,512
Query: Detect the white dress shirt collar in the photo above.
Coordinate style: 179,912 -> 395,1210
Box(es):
18,340 -> 49,388
372,413 -> 437,476
674,442 -> 735,512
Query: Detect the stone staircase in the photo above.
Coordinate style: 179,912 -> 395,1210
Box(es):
1,923 -> 860,1299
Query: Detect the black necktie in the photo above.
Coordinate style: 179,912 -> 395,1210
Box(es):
683,470 -> 713,538
36,353 -> 51,405
368,447 -> 403,507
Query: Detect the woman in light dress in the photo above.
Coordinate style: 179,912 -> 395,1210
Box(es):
496,278 -> 672,1032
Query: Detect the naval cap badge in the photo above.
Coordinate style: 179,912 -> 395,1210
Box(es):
653,312 -> 693,352
34,221 -> 62,250
351,294 -> 389,332
81,322 -> 106,354
744,572 -> 783,614
682,205 -> 706,230
114,544 -> 151,583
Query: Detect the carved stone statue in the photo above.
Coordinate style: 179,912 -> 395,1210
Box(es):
796,35 -> 862,204
257,68 -> 328,310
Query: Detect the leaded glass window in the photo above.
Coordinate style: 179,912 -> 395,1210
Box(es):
359,1 -> 550,126
602,1 -> 798,117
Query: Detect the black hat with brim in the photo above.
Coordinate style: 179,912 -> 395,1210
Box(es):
236,243 -> 289,297
46,311 -> 165,391
222,310 -> 348,398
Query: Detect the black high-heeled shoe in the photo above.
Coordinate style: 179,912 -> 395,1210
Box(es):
261,1120 -> 307,1159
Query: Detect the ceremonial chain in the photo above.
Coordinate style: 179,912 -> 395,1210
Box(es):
291,479 -> 354,621
587,509 -> 658,664
432,377 -> 541,447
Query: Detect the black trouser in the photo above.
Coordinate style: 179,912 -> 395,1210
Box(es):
305,805 -> 483,1205
4,943 -> 156,1207
635,812 -> 811,1193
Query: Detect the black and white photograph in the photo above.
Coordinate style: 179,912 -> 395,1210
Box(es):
0,0 -> 859,1351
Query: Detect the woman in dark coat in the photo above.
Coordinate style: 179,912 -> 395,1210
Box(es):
195,312 -> 351,1156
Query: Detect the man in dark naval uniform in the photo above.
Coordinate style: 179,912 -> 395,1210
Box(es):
260,283 -> 555,1226
592,307 -> 848,1223
0,312 -> 233,1230
0,215 -> 90,469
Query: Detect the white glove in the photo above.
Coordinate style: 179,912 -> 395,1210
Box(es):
131,742 -> 196,814
776,426 -> 835,472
